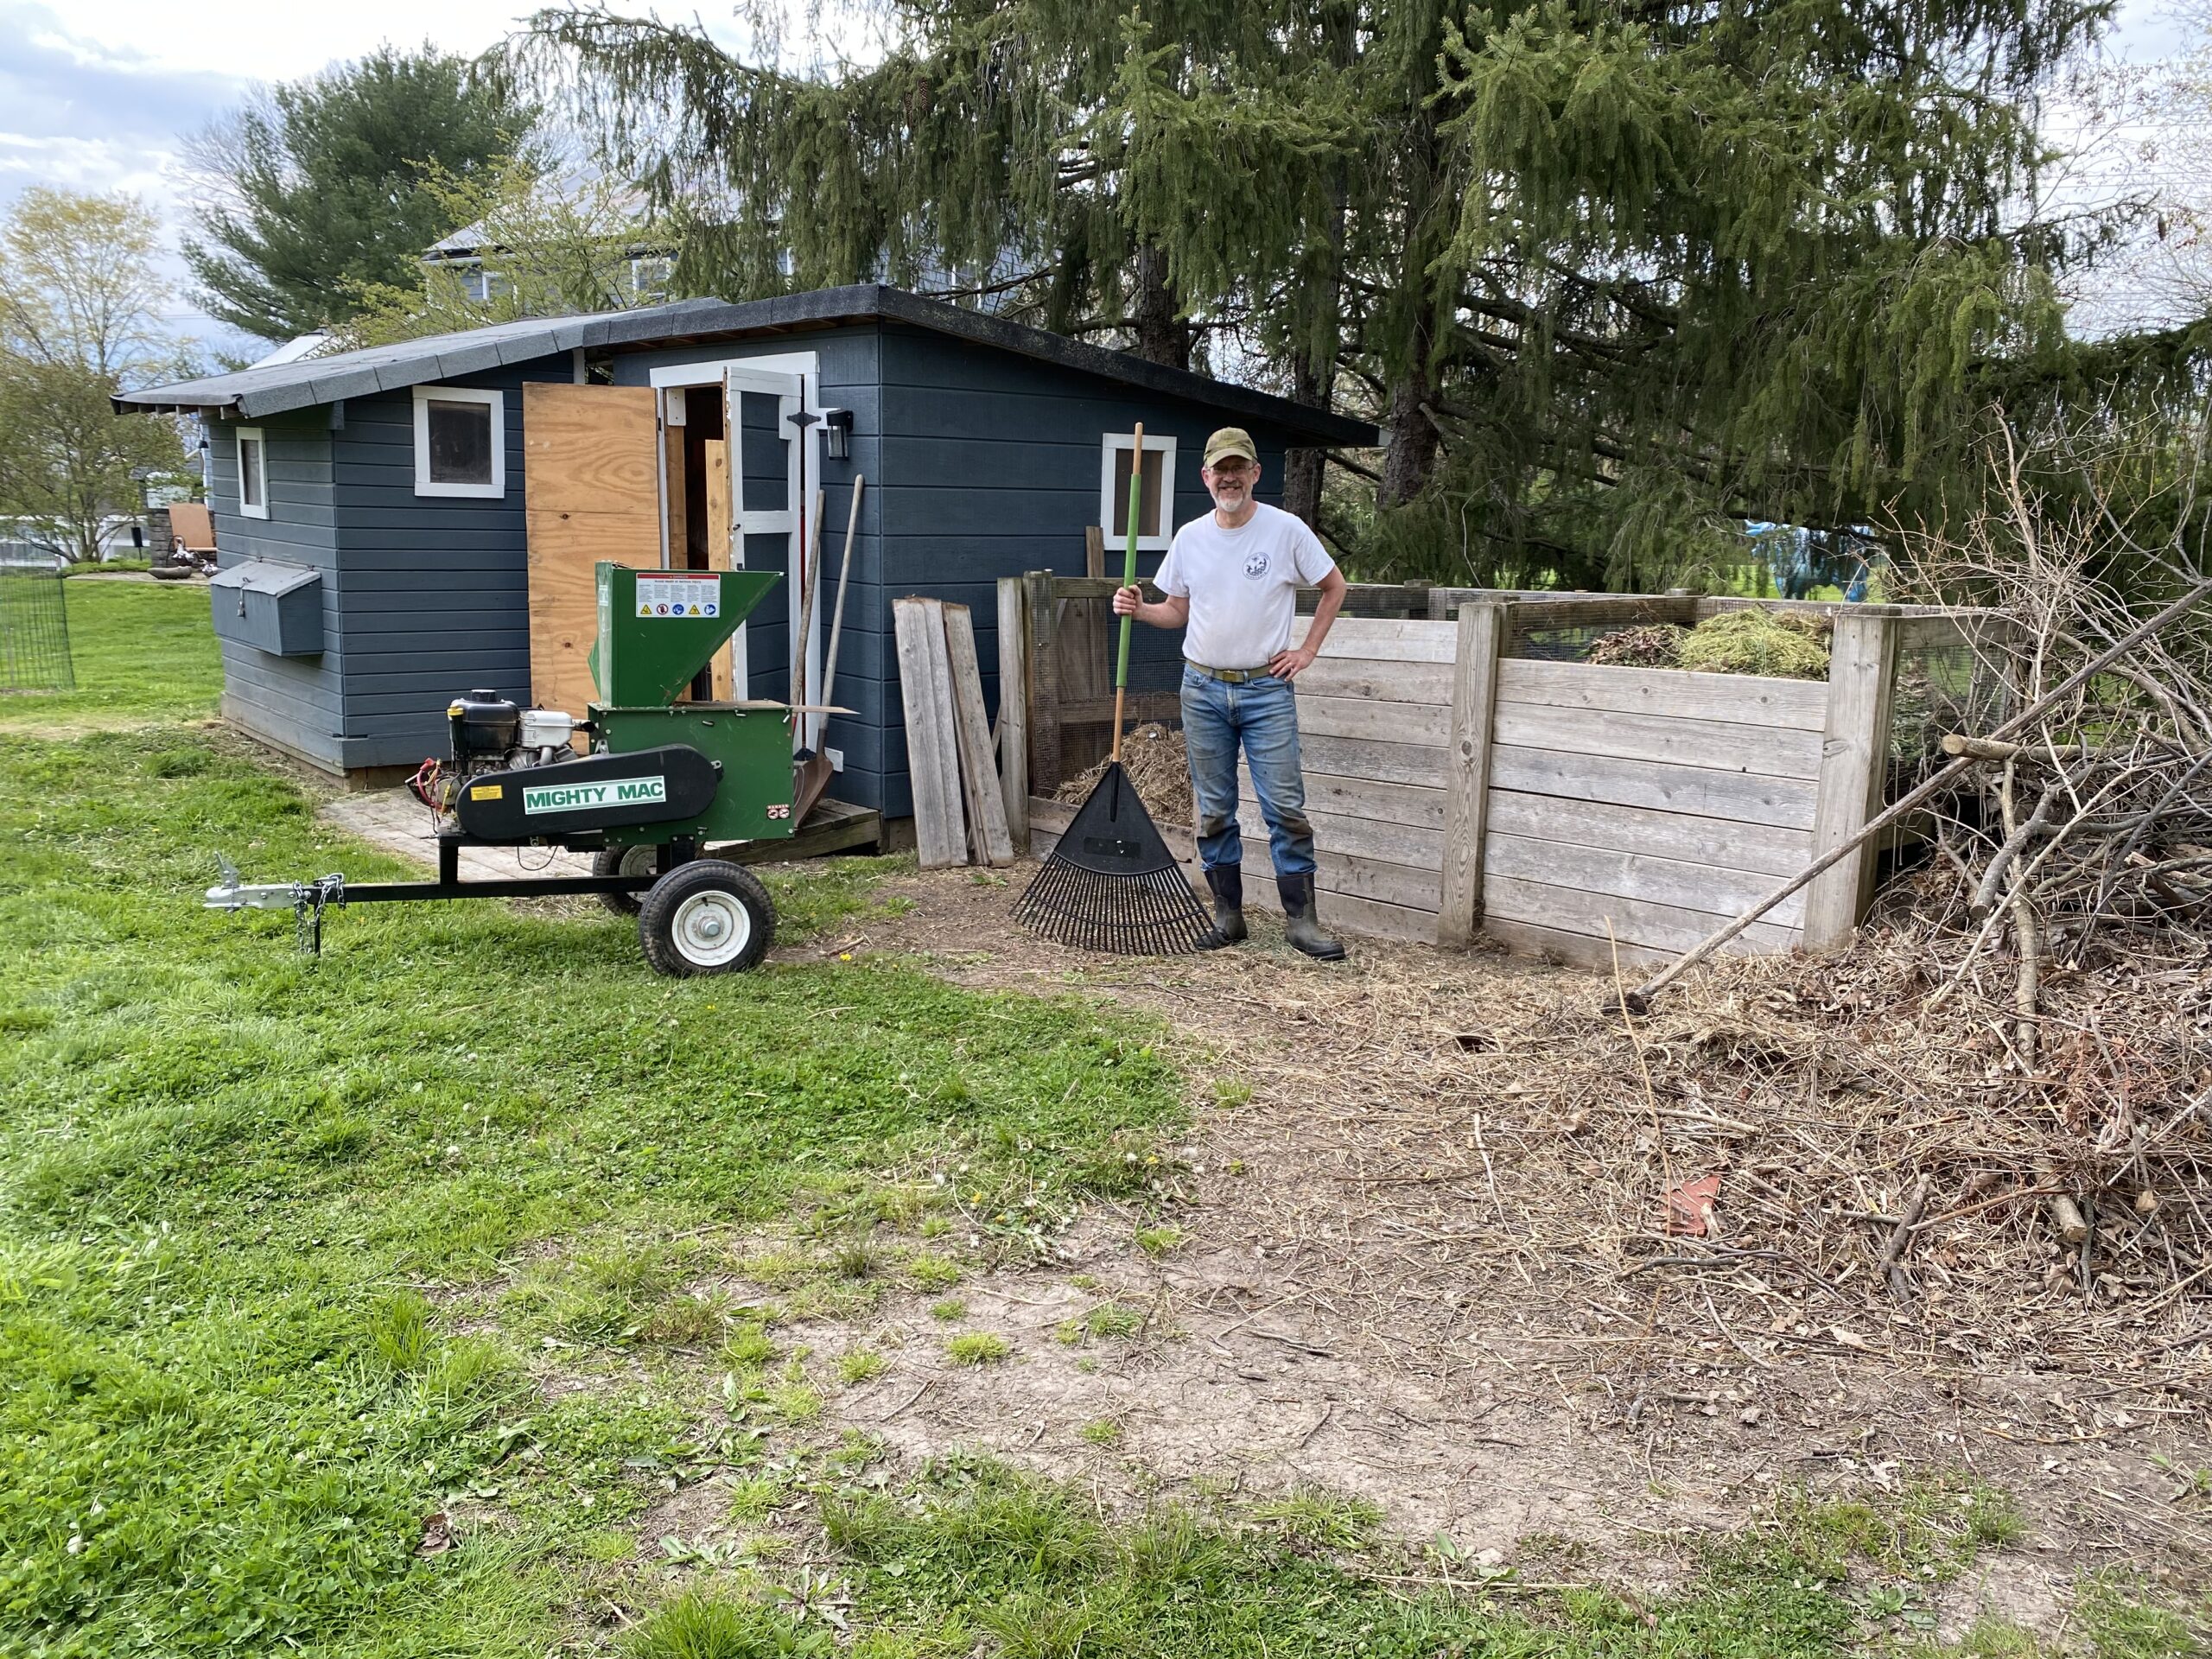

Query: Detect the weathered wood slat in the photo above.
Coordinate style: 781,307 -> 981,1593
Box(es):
1497,657 -> 1829,732
1295,693 -> 1451,747
942,602 -> 1014,868
1284,803 -> 1443,870
893,596 -> 968,868
995,577 -> 1030,851
1237,768 -> 1445,831
1492,701 -> 1826,780
1483,874 -> 1802,956
1235,839 -> 1444,912
1508,594 -> 1700,634
1803,612 -> 1899,950
1293,733 -> 1446,789
1290,613 -> 1459,663
1489,744 -> 1821,830
1287,654 -> 1455,704
1484,789 -> 1815,878
1440,601 -> 1503,947
1484,832 -> 1808,927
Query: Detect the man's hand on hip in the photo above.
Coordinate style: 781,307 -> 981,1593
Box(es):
1268,645 -> 1318,681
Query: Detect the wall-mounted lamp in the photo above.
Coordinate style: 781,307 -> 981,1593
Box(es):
822,407 -> 854,461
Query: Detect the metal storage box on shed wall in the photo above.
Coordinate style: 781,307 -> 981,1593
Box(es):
210,559 -> 323,658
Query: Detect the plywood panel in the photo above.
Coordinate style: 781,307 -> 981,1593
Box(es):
703,439 -> 734,700
1484,789 -> 1815,878
524,383 -> 661,715
1484,832 -> 1807,927
1497,658 -> 1829,732
522,384 -> 662,516
1492,701 -> 1826,780
1489,744 -> 1821,830
1484,874 -> 1801,956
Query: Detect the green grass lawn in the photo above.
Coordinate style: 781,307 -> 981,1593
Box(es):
0,577 -> 225,728
0,586 -> 2191,1657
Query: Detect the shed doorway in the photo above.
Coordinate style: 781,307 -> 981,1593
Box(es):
649,357 -> 819,735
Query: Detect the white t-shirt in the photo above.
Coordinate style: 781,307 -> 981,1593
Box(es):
1154,502 -> 1338,671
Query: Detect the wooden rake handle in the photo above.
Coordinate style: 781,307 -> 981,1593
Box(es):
1113,423 -> 1144,763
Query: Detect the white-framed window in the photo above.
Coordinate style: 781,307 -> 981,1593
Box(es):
412,385 -> 506,499
236,427 -> 269,519
629,255 -> 674,299
1101,431 -> 1176,551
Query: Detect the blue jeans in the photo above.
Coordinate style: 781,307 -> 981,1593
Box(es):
1180,666 -> 1315,876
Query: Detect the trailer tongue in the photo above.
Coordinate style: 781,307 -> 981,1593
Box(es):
205,563 -> 818,976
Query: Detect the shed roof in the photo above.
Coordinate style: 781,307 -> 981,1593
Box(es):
119,285 -> 1379,448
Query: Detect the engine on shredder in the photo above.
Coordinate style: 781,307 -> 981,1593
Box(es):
410,690 -> 583,816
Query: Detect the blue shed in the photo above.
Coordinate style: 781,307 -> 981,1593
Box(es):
120,286 -> 1376,828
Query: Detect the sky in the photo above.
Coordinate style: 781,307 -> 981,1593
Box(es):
0,0 -> 2199,356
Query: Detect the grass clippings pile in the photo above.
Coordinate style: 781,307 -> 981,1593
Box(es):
1584,609 -> 1834,678
1056,721 -> 1193,827
1677,608 -> 1833,677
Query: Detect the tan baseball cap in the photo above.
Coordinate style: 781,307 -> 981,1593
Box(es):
1203,427 -> 1257,467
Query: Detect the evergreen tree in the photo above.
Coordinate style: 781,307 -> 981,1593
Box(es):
520,0 -> 2122,584
183,45 -> 534,341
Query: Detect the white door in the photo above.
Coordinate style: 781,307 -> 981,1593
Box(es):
722,366 -> 813,730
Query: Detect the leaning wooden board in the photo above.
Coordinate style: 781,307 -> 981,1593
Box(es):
941,602 -> 1014,868
893,597 -> 968,868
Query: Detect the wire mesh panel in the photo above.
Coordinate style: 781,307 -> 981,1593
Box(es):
0,556 -> 74,692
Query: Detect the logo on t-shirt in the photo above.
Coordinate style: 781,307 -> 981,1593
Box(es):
1242,551 -> 1270,581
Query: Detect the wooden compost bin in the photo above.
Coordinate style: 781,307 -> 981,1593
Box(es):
999,576 -> 1983,965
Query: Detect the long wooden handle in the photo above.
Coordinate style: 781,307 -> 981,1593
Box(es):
791,486 -> 827,707
1624,575 -> 2212,1008
1112,424 -> 1144,763
819,476 -> 864,712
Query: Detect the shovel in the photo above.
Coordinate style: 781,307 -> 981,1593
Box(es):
793,476 -> 864,824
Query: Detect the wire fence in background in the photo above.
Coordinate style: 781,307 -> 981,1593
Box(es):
0,552 -> 75,692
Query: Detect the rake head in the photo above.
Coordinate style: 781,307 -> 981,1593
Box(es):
1012,761 -> 1217,956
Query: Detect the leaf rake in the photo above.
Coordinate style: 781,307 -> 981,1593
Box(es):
1012,423 -> 1217,957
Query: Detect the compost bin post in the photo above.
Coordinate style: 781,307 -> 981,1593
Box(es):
1440,601 -> 1508,947
1803,610 -> 1902,951
1023,570 -> 1061,805
997,575 -> 1031,853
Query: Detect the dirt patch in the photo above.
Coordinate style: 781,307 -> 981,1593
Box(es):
776,861 -> 2212,1598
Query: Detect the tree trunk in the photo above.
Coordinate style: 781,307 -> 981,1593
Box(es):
1130,243 -> 1191,371
1378,352 -> 1440,509
1282,354 -> 1328,528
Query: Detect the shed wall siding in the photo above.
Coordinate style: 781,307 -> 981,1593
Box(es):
872,323 -> 1298,820
614,329 -> 885,810
206,414 -> 345,767
329,361 -> 574,769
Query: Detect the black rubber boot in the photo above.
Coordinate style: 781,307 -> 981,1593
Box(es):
1204,865 -> 1247,945
1276,871 -> 1346,961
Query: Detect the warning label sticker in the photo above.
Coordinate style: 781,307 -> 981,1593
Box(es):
636,575 -> 721,619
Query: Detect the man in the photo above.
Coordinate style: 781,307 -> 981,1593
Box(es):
1113,427 -> 1350,960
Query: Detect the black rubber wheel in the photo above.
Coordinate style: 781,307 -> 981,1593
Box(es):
637,859 -> 774,976
591,844 -> 659,916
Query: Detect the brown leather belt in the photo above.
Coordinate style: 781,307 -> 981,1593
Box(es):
1185,661 -> 1271,683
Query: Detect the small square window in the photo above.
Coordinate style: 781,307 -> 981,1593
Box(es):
1101,432 -> 1176,551
412,385 -> 505,499
236,427 -> 268,519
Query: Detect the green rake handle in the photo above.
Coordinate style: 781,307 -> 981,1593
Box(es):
1111,423 -> 1146,762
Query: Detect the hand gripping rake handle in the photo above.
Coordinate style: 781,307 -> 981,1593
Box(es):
1113,424 -> 1145,763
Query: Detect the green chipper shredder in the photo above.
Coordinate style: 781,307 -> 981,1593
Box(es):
205,563 -> 810,976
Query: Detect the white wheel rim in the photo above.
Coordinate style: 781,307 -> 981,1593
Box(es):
671,890 -> 750,967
